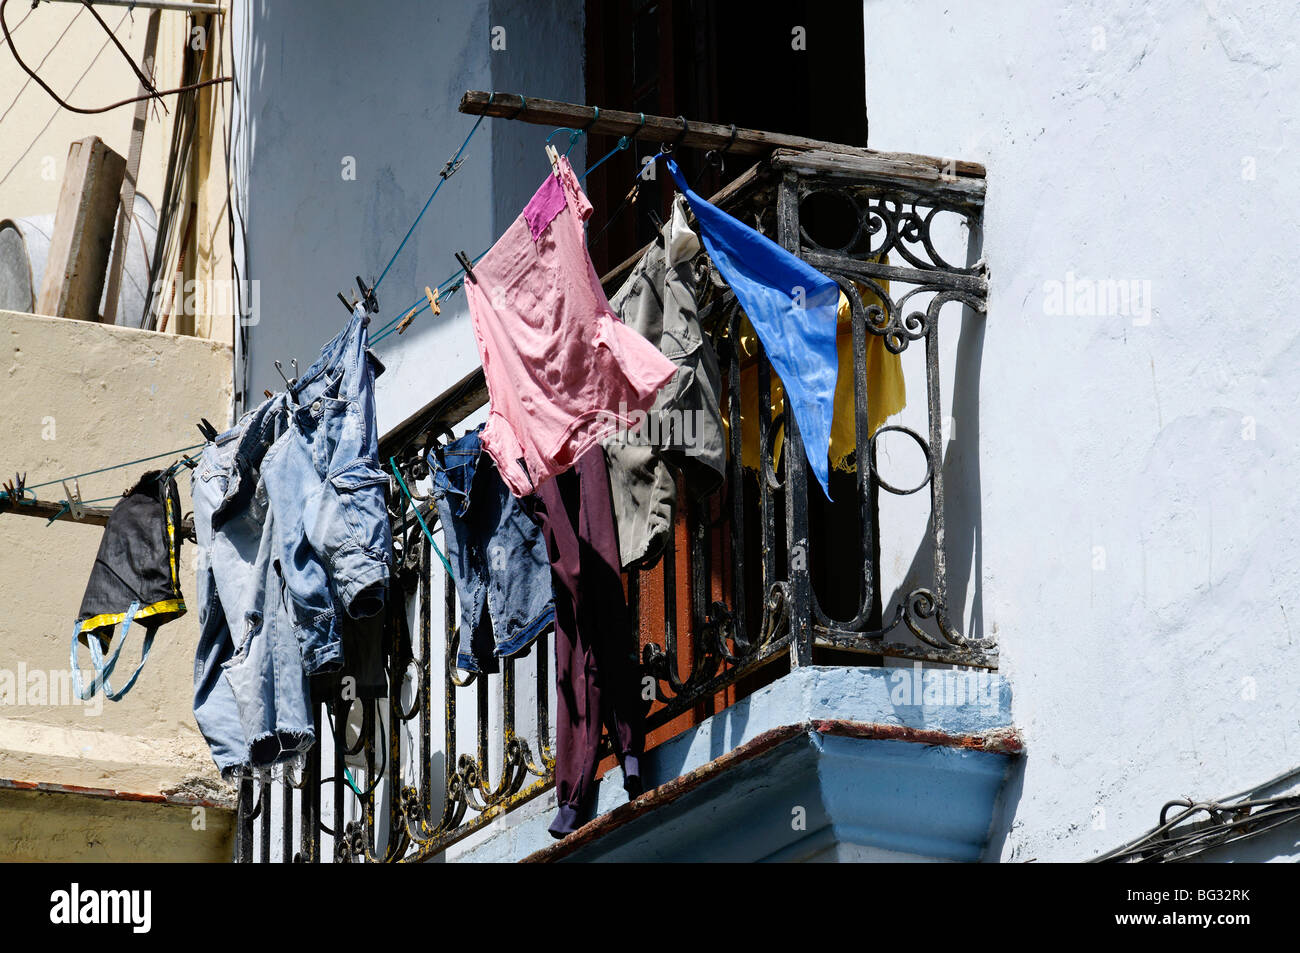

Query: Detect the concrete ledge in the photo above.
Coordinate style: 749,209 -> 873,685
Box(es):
0,784 -> 236,862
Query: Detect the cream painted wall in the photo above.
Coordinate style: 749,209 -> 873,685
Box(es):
0,787 -> 235,862
0,2 -> 188,219
0,308 -> 232,799
0,2 -> 236,347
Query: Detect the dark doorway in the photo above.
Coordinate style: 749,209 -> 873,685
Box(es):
584,0 -> 868,274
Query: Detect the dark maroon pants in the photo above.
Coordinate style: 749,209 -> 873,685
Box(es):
529,447 -> 645,838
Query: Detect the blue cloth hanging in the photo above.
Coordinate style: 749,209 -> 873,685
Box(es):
665,157 -> 839,499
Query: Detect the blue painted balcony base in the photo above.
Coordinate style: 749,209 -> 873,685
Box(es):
441,665 -> 1020,863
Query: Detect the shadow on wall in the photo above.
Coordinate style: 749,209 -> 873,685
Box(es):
884,220 -> 987,649
982,748 -> 1025,862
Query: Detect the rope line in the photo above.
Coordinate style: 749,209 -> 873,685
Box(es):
370,94 -> 493,294
3,442 -> 205,501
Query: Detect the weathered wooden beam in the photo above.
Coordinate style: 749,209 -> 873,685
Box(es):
0,497 -> 196,538
458,90 -> 986,180
768,148 -> 987,204
37,137 -> 127,321
0,498 -> 114,527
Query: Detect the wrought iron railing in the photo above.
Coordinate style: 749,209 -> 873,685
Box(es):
233,148 -> 993,862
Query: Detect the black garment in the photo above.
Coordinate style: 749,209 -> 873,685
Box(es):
72,469 -> 186,699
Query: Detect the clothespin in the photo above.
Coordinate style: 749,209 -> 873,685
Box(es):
2,472 -> 28,507
338,291 -> 357,315
197,417 -> 218,442
355,276 -> 378,314
545,143 -> 561,176
440,152 -> 465,180
455,251 -> 478,284
61,479 -> 85,520
397,286 -> 438,335
274,360 -> 297,390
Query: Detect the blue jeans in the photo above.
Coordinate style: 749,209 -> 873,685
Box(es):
191,393 -> 314,778
428,425 -> 554,673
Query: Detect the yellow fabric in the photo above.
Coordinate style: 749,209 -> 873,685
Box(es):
165,496 -> 180,595
78,598 -> 187,638
724,277 -> 906,473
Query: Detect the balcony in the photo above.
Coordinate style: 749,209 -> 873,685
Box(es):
233,146 -> 1017,863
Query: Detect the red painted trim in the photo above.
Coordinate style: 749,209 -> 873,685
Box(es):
0,776 -> 235,811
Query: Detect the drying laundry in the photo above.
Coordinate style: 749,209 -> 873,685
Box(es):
665,157 -> 840,499
191,304 -> 391,777
602,193 -> 725,568
262,303 -> 393,664
464,155 -> 678,499
428,424 -> 555,673
71,469 -> 186,701
191,391 -> 311,778
526,446 -> 646,838
726,276 -> 907,474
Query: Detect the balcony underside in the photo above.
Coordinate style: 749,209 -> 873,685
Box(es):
436,665 -> 1020,863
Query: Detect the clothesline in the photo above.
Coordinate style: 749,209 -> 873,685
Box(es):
5,97 -> 713,518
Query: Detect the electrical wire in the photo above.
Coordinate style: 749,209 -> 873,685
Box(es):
0,0 -> 230,114
1091,764 -> 1300,862
0,2 -> 84,126
0,5 -> 129,189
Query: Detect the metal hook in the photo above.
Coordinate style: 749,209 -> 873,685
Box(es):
580,105 -> 599,132
506,94 -> 527,119
722,123 -> 739,154
274,360 -> 297,389
673,115 -> 690,147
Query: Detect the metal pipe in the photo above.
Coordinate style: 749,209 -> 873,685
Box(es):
32,0 -> 224,15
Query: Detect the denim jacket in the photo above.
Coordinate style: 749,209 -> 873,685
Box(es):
192,305 -> 391,777
261,304 -> 392,674
192,391 -> 314,778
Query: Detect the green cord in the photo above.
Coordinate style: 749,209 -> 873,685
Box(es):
388,456 -> 454,578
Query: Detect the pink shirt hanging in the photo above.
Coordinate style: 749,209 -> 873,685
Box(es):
465,156 -> 677,498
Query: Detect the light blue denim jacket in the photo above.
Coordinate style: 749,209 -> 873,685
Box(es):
261,304 -> 392,674
192,391 -> 313,778
192,305 -> 391,777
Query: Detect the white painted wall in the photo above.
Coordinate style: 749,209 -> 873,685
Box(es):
864,0 -> 1300,861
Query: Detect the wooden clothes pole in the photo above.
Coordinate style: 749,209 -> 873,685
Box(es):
458,90 -> 986,181
102,7 -> 161,326
0,497 -> 197,538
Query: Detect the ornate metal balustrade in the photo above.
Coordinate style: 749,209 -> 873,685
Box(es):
233,147 -> 993,862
